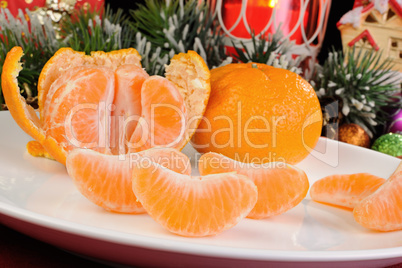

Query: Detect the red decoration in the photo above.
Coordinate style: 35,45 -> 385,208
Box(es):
75,0 -> 104,12
388,0 -> 402,18
361,0 -> 402,18
337,0 -> 402,27
0,0 -> 104,18
353,0 -> 371,8
1,1 -> 44,17
347,29 -> 379,50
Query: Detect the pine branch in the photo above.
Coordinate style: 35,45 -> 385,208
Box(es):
133,32 -> 171,76
231,29 -> 303,74
312,46 -> 401,136
0,8 -> 64,110
128,0 -> 228,72
60,4 -> 134,54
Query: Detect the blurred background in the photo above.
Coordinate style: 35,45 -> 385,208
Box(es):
104,0 -> 355,64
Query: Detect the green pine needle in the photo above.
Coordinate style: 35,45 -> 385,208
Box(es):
128,0 -> 227,72
0,8 -> 63,110
61,5 -> 134,54
232,29 -> 303,74
312,46 -> 401,136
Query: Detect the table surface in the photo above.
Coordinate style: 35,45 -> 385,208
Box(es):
0,224 -> 110,268
2,223 -> 402,268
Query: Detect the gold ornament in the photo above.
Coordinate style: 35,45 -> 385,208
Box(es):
338,123 -> 371,148
32,0 -> 77,38
0,0 -> 8,9
25,0 -> 33,4
82,2 -> 90,11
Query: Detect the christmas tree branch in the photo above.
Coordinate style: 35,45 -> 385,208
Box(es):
312,46 -> 401,137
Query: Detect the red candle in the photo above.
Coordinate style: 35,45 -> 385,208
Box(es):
222,0 -> 309,44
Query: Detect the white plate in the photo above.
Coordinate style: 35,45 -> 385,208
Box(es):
0,111 -> 401,268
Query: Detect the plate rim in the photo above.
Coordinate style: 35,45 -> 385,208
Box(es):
2,188 -> 402,263
1,110 -> 402,264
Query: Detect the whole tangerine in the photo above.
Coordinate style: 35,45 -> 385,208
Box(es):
192,63 -> 322,164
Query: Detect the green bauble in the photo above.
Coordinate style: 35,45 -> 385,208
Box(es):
372,133 -> 402,157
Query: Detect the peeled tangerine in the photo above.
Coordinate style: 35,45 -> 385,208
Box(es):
1,47 -> 210,165
353,161 -> 402,232
198,152 -> 309,219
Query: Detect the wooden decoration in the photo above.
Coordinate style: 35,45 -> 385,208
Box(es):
337,0 -> 402,72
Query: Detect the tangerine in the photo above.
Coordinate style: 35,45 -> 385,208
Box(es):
192,63 -> 322,164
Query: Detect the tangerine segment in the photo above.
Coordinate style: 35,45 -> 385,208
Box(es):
132,162 -> 258,237
66,147 -> 191,213
165,50 -> 211,147
43,66 -> 115,154
128,76 -> 187,152
198,152 -> 309,219
310,173 -> 386,209
38,47 -> 142,119
111,65 -> 149,155
1,47 -> 45,143
353,162 -> 402,231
